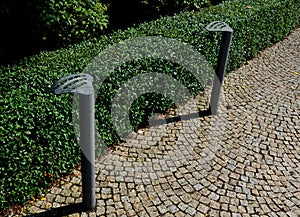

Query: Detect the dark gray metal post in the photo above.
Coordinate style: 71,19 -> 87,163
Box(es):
206,21 -> 233,115
50,74 -> 96,209
79,93 -> 96,209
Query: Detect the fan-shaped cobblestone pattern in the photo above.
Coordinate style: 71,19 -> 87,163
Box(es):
16,28 -> 299,217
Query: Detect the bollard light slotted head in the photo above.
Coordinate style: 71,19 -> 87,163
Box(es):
50,73 -> 94,95
206,21 -> 233,33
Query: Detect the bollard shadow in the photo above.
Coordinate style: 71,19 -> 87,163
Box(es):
25,202 -> 92,217
149,109 -> 211,127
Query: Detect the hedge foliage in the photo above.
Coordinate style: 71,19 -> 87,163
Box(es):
1,0 -> 299,210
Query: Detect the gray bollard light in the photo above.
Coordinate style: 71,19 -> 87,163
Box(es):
206,21 -> 233,115
50,74 -> 96,209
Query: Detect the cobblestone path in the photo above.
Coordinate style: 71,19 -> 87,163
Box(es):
18,28 -> 299,217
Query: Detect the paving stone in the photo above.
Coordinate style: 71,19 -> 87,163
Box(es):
168,204 -> 179,213
220,211 -> 231,217
157,204 -> 168,214
208,191 -> 220,201
185,206 -> 197,215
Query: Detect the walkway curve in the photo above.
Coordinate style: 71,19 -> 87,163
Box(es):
15,28 -> 300,217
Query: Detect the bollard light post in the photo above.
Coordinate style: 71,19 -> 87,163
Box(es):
206,21 -> 233,115
50,74 -> 96,209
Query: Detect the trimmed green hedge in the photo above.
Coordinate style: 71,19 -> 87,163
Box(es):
1,0 -> 299,210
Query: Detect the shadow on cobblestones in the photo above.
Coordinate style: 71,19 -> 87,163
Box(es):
149,109 -> 211,127
25,203 -> 89,217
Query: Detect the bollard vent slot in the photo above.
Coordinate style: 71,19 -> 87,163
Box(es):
206,21 -> 233,33
50,73 -> 94,95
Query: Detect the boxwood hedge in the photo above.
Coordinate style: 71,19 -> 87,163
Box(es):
0,0 -> 299,210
